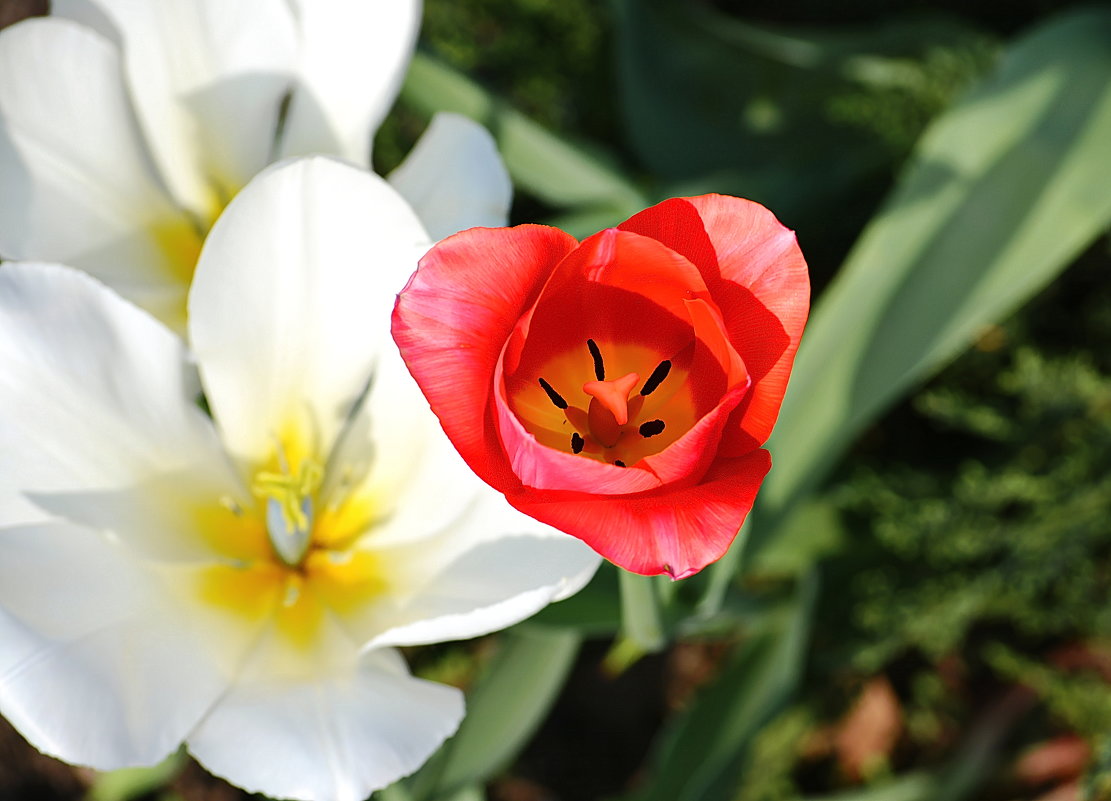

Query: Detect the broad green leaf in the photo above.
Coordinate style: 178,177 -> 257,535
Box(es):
400,53 -> 646,217
404,628 -> 580,801
615,0 -> 986,218
623,570 -> 817,801
756,9 -> 1111,546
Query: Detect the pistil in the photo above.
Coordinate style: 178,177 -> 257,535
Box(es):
583,372 -> 640,447
253,458 -> 323,567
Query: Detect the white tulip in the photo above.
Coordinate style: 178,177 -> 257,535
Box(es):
0,0 -> 510,329
0,157 -> 596,801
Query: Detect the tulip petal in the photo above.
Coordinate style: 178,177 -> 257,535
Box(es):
187,644 -> 462,801
393,224 -> 580,490
389,112 -> 513,240
0,19 -> 198,327
0,521 -> 233,768
510,449 -> 772,578
619,195 -> 810,451
190,157 -> 429,472
320,343 -> 600,648
0,262 -> 229,530
366,529 -> 599,649
54,0 -> 299,219
278,0 -> 420,167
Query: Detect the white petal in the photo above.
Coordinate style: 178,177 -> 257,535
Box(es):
278,0 -> 421,166
188,643 -> 462,801
0,18 -> 198,328
189,156 -> 429,470
55,0 -> 299,219
368,526 -> 600,649
0,522 -> 235,768
0,263 -> 231,529
323,344 -> 600,649
389,112 -> 513,240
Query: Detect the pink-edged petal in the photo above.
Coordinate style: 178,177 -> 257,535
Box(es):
54,0 -> 299,219
510,449 -> 772,578
0,18 -> 199,328
389,112 -> 513,240
619,195 -> 810,451
392,224 -> 579,490
190,156 -> 428,471
0,262 -> 229,528
187,642 -> 461,801
279,0 -> 420,166
0,521 -> 235,768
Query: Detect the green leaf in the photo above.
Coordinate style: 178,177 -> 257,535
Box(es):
527,561 -> 621,636
623,570 -> 818,801
400,53 -> 646,216
756,8 -> 1111,545
86,751 -> 186,801
404,627 -> 580,801
615,0 -> 986,217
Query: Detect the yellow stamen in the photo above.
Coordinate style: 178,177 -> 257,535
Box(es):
253,460 -> 323,534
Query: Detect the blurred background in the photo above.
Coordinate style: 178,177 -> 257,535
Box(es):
2,0 -> 1110,799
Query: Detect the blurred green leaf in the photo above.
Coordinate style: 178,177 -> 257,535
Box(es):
400,52 -> 647,220
615,0 -> 987,217
86,751 -> 185,801
756,8 -> 1111,549
803,773 -> 939,801
527,561 -> 621,635
404,628 -> 580,801
622,570 -> 817,801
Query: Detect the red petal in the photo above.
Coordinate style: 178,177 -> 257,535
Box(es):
508,228 -> 712,376
509,449 -> 772,578
392,225 -> 578,490
619,196 -> 809,451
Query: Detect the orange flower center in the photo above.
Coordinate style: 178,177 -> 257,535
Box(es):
512,337 -> 700,468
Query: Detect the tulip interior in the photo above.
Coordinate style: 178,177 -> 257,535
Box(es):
194,419 -> 387,650
504,230 -> 745,470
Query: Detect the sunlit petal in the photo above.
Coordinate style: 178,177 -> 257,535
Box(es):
0,19 -> 197,327
278,0 -> 421,166
188,642 -> 462,801
54,0 -> 299,219
0,522 -> 234,768
389,112 -> 513,240
190,157 -> 429,471
0,262 -> 227,528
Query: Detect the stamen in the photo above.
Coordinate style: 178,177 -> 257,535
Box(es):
614,460 -> 627,468
571,432 -> 585,454
253,458 -> 323,567
254,461 -> 322,534
538,377 -> 569,409
640,360 -> 672,396
639,419 -> 666,437
587,338 -> 605,381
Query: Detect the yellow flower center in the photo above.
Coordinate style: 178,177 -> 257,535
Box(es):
195,427 -> 388,649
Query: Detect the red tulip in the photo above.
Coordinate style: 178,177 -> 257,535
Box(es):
392,195 -> 809,578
